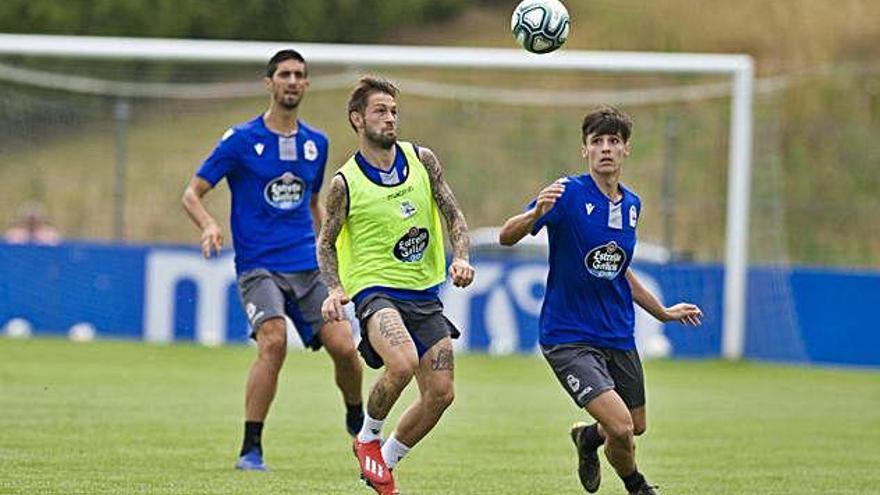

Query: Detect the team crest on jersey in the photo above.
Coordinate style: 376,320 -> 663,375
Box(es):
393,227 -> 430,262
304,140 -> 319,161
629,205 -> 638,228
264,171 -> 305,210
399,200 -> 417,219
584,241 -> 627,279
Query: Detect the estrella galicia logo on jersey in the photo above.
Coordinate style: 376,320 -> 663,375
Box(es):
264,172 -> 306,210
304,140 -> 318,161
393,227 -> 430,262
584,241 -> 627,279
400,200 -> 417,219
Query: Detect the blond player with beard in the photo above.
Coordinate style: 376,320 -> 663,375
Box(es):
318,76 -> 474,495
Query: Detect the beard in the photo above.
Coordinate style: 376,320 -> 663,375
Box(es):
276,90 -> 301,111
279,97 -> 300,111
365,126 -> 396,149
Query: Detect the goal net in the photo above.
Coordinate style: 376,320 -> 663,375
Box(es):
0,34 -> 807,362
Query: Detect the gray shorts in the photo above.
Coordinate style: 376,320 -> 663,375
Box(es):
355,293 -> 460,370
237,268 -> 329,350
541,343 -> 645,409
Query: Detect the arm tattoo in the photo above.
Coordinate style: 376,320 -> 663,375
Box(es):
430,345 -> 454,371
317,175 -> 348,291
378,312 -> 411,347
419,147 -> 470,261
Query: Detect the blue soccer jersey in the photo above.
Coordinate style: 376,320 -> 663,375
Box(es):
196,115 -> 328,274
529,174 -> 642,350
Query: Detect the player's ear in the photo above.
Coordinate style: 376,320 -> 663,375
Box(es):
623,141 -> 632,157
349,111 -> 363,130
263,76 -> 272,93
580,143 -> 587,159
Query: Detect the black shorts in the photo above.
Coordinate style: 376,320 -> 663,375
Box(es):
236,268 -> 329,351
541,342 -> 645,409
354,293 -> 460,370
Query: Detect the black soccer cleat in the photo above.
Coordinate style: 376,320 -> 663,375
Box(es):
629,484 -> 659,495
570,422 -> 601,493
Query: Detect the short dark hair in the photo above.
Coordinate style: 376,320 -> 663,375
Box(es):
581,106 -> 633,143
346,75 -> 399,132
266,49 -> 307,78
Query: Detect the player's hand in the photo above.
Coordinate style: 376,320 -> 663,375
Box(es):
534,181 -> 566,218
322,288 -> 350,322
200,221 -> 223,259
664,303 -> 703,326
449,257 -> 475,288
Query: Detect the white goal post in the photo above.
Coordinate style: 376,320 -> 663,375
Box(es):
0,33 -> 754,360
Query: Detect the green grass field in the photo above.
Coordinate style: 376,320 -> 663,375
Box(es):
1,338 -> 878,494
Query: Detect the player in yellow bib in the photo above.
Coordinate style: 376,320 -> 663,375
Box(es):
318,76 -> 474,495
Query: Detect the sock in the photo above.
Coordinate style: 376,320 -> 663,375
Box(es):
381,435 -> 411,470
582,423 -> 605,450
357,412 -> 384,443
240,421 -> 263,456
622,469 -> 647,493
346,402 -> 364,433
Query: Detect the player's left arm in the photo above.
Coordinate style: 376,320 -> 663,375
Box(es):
626,268 -> 703,326
419,146 -> 474,288
309,195 -> 324,235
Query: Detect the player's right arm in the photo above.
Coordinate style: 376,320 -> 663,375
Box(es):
317,174 -> 349,321
498,181 -> 566,246
182,176 -> 224,259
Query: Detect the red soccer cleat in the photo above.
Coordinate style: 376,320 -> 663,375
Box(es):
353,438 -> 397,495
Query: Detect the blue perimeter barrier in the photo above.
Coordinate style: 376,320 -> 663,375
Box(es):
1,242 -> 877,367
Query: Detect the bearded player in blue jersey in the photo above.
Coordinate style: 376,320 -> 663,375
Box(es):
182,50 -> 364,471
499,107 -> 702,495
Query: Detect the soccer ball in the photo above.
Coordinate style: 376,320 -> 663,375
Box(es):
511,0 -> 570,54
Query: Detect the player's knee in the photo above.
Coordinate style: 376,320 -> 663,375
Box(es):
425,382 -> 455,411
602,418 -> 634,443
257,319 -> 287,361
384,358 -> 417,388
322,328 -> 357,360
332,341 -> 359,363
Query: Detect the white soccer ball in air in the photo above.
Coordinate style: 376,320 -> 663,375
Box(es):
511,0 -> 570,54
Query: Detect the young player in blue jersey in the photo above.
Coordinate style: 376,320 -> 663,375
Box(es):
181,50 -> 364,471
499,107 -> 702,495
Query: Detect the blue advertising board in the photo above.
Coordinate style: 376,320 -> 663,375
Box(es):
1,242 -> 877,366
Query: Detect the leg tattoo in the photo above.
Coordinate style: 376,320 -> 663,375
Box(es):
378,312 -> 410,346
430,347 -> 454,371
